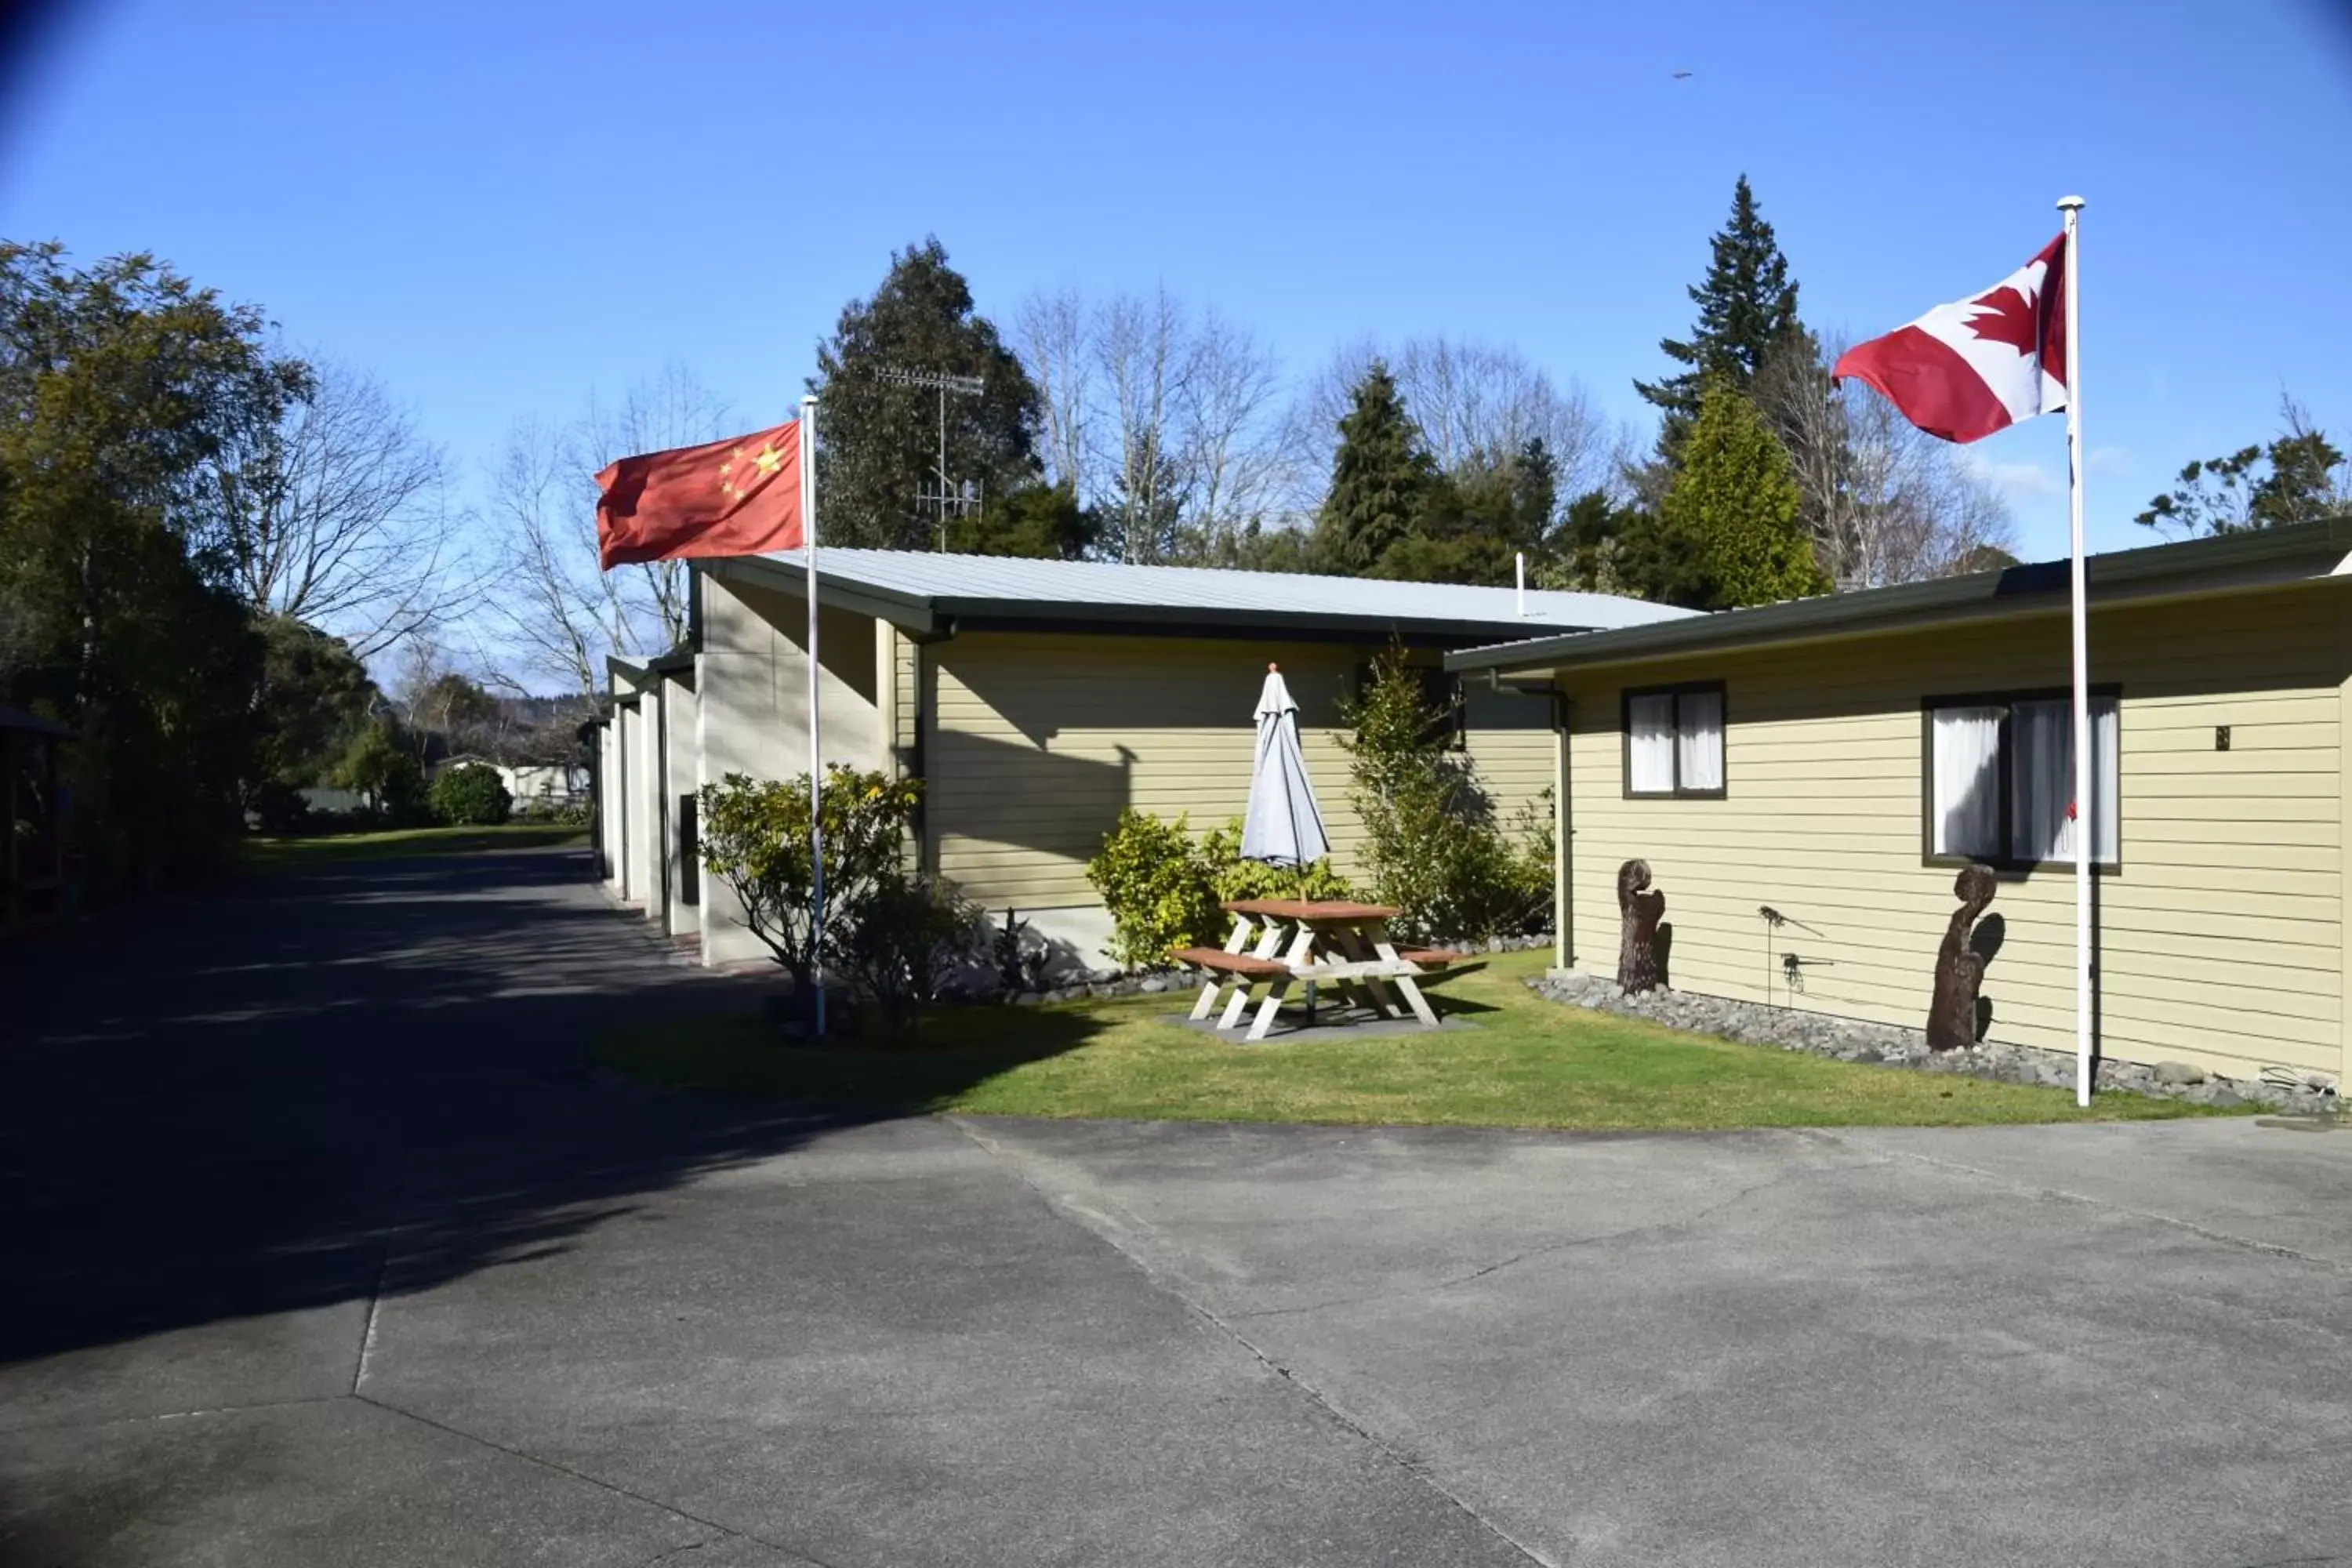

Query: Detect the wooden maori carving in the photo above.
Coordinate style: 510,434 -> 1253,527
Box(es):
1617,858 -> 1665,994
1926,864 -> 1997,1051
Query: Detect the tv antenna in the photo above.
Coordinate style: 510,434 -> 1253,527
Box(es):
878,366 -> 986,549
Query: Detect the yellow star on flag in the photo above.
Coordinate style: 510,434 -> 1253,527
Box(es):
717,442 -> 785,502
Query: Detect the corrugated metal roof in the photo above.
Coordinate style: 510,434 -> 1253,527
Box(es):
741,548 -> 1697,633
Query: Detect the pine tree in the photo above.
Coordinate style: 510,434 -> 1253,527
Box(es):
1509,437 -> 1559,551
1636,176 -> 1805,456
808,238 -> 1042,550
1311,362 -> 1433,574
1657,379 -> 1827,609
942,481 -> 1102,559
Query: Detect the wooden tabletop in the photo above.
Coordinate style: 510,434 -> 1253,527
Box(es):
1221,898 -> 1399,921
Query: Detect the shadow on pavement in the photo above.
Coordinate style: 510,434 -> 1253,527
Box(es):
0,847 -> 1065,1371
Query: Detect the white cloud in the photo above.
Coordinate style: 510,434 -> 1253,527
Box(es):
2086,445 -> 2130,475
1958,452 -> 2063,499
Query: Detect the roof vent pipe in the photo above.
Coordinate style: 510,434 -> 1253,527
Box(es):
1516,552 -> 1527,616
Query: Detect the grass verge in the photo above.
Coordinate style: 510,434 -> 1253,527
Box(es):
241,822 -> 586,873
594,949 -> 2239,1131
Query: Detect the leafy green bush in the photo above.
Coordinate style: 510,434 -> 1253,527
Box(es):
1085,809 -> 1221,968
429,763 -> 512,826
333,720 -> 427,825
1087,810 -> 1352,967
1200,820 -> 1354,906
1339,646 -> 1548,942
247,780 -> 312,835
698,768 -> 976,1029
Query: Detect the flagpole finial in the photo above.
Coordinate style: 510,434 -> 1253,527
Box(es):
2056,194 -> 2085,212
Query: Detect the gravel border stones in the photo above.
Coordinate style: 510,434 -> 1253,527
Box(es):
1530,968 -> 2341,1114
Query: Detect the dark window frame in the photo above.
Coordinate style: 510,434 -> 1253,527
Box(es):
1621,681 -> 1729,800
1919,684 -> 2124,874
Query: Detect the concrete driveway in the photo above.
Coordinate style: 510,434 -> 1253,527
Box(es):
4,848 -> 2350,1567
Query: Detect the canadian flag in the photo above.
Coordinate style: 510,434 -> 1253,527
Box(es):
1832,235 -> 2067,445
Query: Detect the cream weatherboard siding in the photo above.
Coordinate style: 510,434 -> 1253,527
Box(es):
924,632 -> 1553,917
695,573 -> 891,967
1550,582 -> 2350,1083
660,670 -> 699,938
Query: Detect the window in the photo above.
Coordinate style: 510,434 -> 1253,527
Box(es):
1925,690 -> 2119,869
1624,683 -> 1726,798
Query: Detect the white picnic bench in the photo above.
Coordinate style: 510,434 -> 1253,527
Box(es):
1171,898 -> 1461,1042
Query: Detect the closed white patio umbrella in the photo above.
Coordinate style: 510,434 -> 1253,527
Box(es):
1242,663 -> 1330,872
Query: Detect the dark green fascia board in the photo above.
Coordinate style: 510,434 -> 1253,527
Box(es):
1447,516 -> 2352,677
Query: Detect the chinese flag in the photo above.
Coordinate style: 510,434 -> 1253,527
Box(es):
595,419 -> 803,570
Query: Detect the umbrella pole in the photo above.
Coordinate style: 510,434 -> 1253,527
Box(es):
1299,862 -> 1317,1024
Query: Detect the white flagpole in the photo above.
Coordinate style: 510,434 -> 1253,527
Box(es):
2059,194 -> 2089,1106
802,394 -> 825,1038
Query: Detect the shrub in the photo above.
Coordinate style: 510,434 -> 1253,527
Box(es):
430,763 -> 512,826
1085,809 -> 1221,968
1338,646 -> 1548,942
838,874 -> 982,1034
334,720 -> 428,824
1200,820 -> 1354,906
248,781 -> 312,835
697,768 -> 977,1029
1087,811 -> 1353,967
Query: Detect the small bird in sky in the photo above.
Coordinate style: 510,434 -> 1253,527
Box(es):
1671,70 -> 1693,79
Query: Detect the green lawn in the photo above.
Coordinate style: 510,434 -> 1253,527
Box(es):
241,822 -> 586,873
593,949 -> 2236,1131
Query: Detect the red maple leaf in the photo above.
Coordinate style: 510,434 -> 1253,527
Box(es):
1965,280 -> 2042,354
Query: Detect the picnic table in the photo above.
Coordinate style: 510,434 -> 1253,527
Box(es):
1172,898 -> 1460,1042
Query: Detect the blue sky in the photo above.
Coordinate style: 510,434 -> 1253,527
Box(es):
3,0 -> 2350,564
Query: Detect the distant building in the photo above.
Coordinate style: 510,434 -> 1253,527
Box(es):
432,754 -> 589,809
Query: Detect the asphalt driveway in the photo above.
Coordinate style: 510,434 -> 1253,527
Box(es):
4,848 -> 2350,1566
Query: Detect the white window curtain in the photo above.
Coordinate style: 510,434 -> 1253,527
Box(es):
2010,697 -> 2119,864
1932,706 -> 2003,858
1676,689 -> 1725,791
1628,694 -> 1676,793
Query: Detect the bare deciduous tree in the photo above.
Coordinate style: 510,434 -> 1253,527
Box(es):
1174,310 -> 1298,550
485,365 -> 735,698
1756,333 -> 2017,589
223,360 -> 470,659
1096,286 -> 1188,561
1292,336 -> 1609,503
1011,285 -> 1304,561
1012,285 -> 1093,497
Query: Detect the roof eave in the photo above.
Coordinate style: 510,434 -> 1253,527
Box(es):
1446,518 -> 2352,677
709,555 -> 939,632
